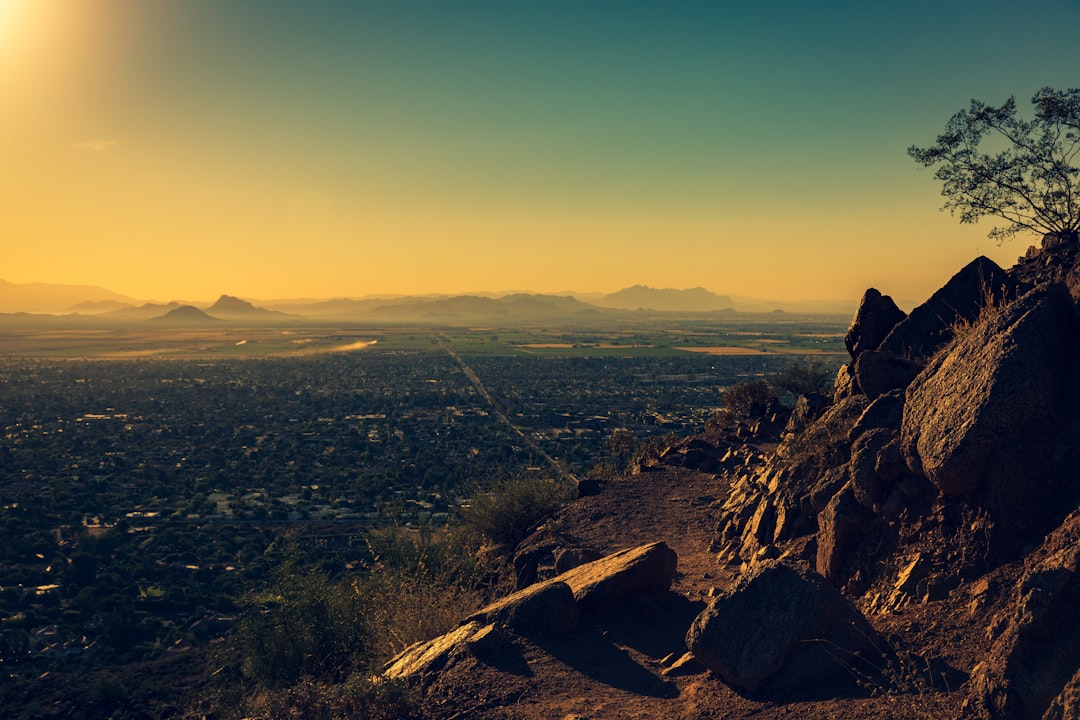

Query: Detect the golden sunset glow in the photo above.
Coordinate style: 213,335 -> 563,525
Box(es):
3,2 -> 1077,305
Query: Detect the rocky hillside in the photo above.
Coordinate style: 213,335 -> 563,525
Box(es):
383,231 -> 1080,720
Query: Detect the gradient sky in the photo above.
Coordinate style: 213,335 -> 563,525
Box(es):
2,1 -> 1079,304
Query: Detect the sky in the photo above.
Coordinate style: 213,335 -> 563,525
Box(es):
2,0 -> 1079,304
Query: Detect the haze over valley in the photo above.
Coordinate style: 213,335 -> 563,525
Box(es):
4,1 -> 1080,718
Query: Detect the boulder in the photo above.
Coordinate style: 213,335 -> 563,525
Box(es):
785,392 -> 832,435
1044,667 -> 1080,720
879,256 -> 1014,363
554,547 -> 604,574
804,464 -> 850,514
384,621 -> 526,683
849,389 -> 905,442
512,529 -> 561,588
777,395 -> 868,485
853,350 -> 921,401
555,541 -> 678,613
844,288 -> 906,359
384,620 -> 488,680
873,437 -> 907,486
1011,230 -> 1080,298
832,362 -> 861,402
685,561 -> 881,696
816,483 -> 869,582
969,512 -> 1080,720
466,580 -> 579,636
848,428 -> 897,514
901,283 -> 1073,500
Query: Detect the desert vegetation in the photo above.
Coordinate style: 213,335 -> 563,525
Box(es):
909,85 -> 1080,243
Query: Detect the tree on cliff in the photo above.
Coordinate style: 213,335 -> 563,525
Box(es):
909,87 -> 1080,243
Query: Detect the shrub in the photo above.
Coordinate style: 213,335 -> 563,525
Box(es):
461,477 -> 575,548
220,530 -> 486,718
243,674 -> 420,720
772,358 -> 836,398
233,564 -> 368,690
718,379 -> 778,422
360,528 -> 487,655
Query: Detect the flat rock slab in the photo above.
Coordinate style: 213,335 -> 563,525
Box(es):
554,541 -> 678,613
466,580 -> 579,636
384,620 -> 487,680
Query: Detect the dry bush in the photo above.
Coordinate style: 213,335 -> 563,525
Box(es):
245,675 -> 419,720
855,644 -> 956,720
718,379 -> 778,422
461,477 -> 574,549
232,564 -> 369,690
219,529 -> 488,718
360,528 -> 487,656
772,357 -> 837,398
948,279 -> 1010,345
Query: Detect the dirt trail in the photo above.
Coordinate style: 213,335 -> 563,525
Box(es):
420,464 -> 972,719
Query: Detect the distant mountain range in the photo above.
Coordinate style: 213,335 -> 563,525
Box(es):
0,279 -> 138,313
0,280 -> 856,324
589,285 -> 735,312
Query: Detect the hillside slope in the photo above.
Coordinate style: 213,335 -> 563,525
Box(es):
391,231 -> 1080,720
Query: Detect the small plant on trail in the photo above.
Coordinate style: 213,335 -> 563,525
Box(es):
854,642 -> 956,720
807,620 -> 958,720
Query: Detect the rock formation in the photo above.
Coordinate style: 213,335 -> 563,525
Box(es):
686,561 -> 881,696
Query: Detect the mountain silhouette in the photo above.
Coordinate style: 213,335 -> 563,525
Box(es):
0,278 -> 138,313
150,305 -> 221,325
205,294 -> 288,317
597,285 -> 735,312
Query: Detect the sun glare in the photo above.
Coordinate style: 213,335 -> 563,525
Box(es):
0,0 -> 31,53
0,0 -> 23,31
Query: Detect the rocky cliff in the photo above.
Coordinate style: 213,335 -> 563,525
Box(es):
384,232 -> 1080,720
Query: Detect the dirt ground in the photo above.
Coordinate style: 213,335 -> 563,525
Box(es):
418,465 -> 1002,719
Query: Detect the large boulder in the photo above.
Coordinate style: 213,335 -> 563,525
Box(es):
832,362 -> 861,402
845,288 -> 906,359
900,283 -> 1073,502
853,350 -> 921,401
686,561 -> 881,696
555,541 -> 678,613
968,512 -> 1080,720
848,428 -> 898,514
465,579 -> 579,636
816,482 -> 869,582
849,389 -> 905,441
879,256 -> 1014,363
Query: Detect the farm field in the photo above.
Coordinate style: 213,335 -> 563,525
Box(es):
0,313 -> 848,359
